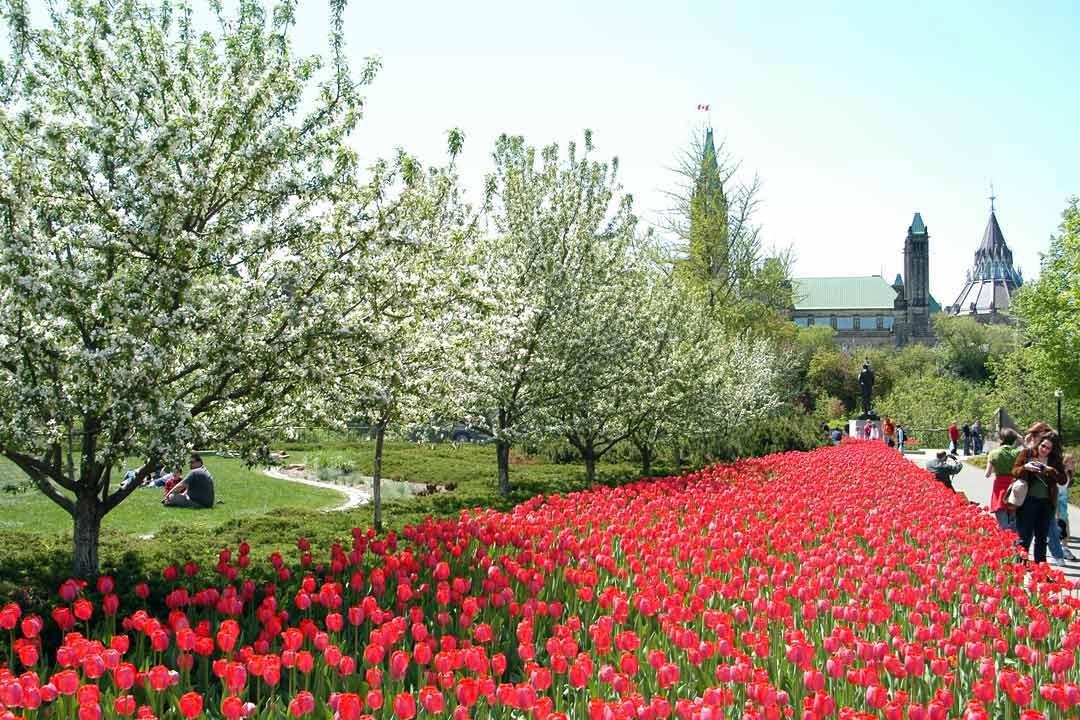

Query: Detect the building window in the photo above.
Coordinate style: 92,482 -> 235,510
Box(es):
882,316 -> 894,330
793,317 -> 808,327
806,316 -> 814,326
875,316 -> 884,330
830,315 -> 837,329
836,316 -> 853,330
853,316 -> 861,330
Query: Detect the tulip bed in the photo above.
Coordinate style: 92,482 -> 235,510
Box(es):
2,442 -> 1079,720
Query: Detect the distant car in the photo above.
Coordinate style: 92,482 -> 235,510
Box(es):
408,422 -> 492,444
448,424 -> 492,444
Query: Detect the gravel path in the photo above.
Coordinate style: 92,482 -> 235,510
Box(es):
263,467 -> 371,512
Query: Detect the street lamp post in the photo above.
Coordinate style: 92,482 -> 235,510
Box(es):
1054,389 -> 1063,438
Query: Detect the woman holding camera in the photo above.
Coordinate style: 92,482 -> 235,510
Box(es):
1012,429 -> 1065,563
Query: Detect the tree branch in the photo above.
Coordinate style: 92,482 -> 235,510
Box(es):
103,460 -> 157,515
3,451 -> 76,515
2,448 -> 77,492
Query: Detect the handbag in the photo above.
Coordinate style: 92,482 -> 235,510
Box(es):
1005,478 -> 1028,508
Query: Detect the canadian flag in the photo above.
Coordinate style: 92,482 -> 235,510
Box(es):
697,104 -> 710,111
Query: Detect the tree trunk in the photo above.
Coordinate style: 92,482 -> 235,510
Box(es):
673,443 -> 683,475
72,493 -> 102,578
639,443 -> 653,479
372,421 -> 386,533
496,439 -> 510,497
583,450 -> 597,485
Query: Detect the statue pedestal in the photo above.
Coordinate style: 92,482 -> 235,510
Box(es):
850,416 -> 880,439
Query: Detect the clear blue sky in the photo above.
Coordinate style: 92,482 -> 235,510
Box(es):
288,0 -> 1077,304
22,0 -> 1074,304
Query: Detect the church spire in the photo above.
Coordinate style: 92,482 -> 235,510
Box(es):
694,127 -> 723,200
702,128 -> 719,178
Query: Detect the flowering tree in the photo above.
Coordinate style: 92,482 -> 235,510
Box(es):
449,132 -> 635,496
628,266 -> 786,475
330,138 -> 476,531
0,0 -> 379,575
537,243 -> 651,484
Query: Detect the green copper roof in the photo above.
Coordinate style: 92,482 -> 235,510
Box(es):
909,212 -> 927,235
793,276 -> 900,310
793,276 -> 941,313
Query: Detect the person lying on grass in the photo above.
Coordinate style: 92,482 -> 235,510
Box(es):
162,453 -> 215,509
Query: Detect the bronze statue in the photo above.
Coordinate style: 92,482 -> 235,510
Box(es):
858,359 -> 875,416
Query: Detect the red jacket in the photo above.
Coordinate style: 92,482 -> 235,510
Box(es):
948,425 -> 959,442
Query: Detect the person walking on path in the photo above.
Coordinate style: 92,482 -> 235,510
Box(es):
882,417 -> 896,448
986,428 -> 1020,533
1062,454 -> 1076,542
972,420 -> 984,455
1012,430 -> 1065,564
948,423 -> 960,454
895,425 -> 906,453
961,423 -> 973,456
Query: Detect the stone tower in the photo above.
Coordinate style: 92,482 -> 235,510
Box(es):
902,212 -> 930,336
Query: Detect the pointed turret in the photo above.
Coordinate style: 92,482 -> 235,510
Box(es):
978,211 -> 1007,255
948,204 -> 1023,322
908,213 -> 927,236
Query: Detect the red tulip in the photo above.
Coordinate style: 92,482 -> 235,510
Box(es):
178,692 -> 203,719
20,614 -> 43,638
333,693 -> 363,720
419,686 -> 444,714
79,703 -> 102,720
52,669 -> 79,695
0,602 -> 20,629
77,684 -> 100,707
147,665 -> 173,692
59,579 -> 84,602
221,696 -> 244,720
289,691 -> 315,718
392,692 -> 416,720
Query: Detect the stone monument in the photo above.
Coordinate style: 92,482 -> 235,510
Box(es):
850,358 -> 880,438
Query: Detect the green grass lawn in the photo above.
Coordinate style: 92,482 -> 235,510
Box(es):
0,441 -> 665,599
0,455 -> 344,536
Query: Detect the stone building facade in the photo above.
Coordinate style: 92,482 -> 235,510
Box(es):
791,213 -> 940,348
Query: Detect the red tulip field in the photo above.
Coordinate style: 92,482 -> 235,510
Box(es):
2,442 -> 1079,720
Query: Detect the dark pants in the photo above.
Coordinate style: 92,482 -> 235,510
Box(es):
163,492 -> 206,509
1017,497 -> 1053,563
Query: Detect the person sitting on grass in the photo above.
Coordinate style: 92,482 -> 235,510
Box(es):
162,454 -> 215,509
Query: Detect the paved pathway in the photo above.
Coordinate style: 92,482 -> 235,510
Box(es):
263,467 -> 371,511
907,449 -> 1080,580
